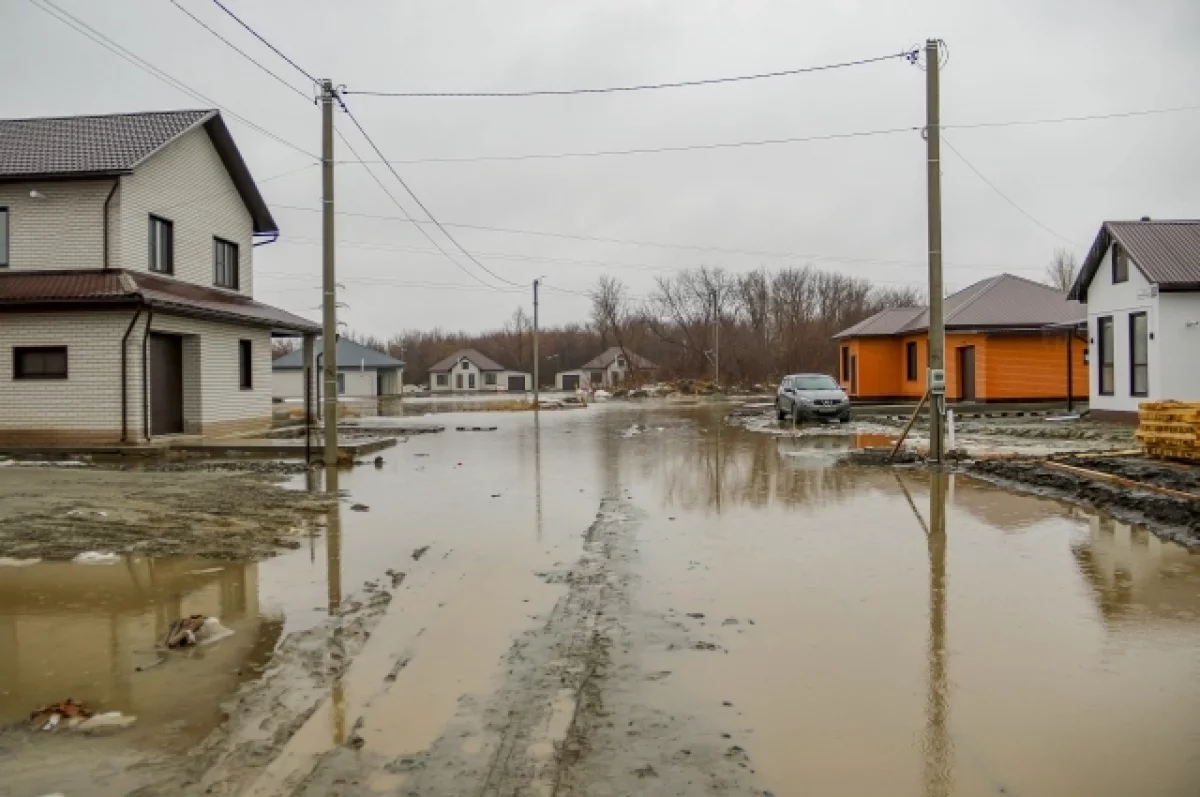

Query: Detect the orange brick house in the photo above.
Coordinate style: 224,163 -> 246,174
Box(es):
832,274 -> 1088,402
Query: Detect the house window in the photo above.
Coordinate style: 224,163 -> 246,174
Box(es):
0,207 -> 9,267
1097,316 -> 1114,395
590,371 -> 602,384
214,238 -> 239,289
905,341 -> 917,381
436,373 -> 448,386
468,374 -> 476,389
1112,244 -> 1128,284
841,346 -> 850,381
484,372 -> 496,385
616,356 -> 626,367
1129,312 -> 1148,397
14,346 -> 68,380
148,215 -> 174,274
238,339 -> 252,389
337,373 -> 346,394
461,361 -> 470,370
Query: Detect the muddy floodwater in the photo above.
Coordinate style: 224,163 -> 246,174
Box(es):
2,404 -> 1199,796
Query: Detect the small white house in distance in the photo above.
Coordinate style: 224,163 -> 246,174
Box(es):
272,336 -> 405,399
555,347 -> 657,391
427,349 -> 531,393
1069,219 -> 1200,422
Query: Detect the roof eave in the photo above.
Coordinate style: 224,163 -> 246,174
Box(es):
0,170 -> 132,184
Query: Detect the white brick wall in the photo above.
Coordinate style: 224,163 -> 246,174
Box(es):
119,127 -> 255,295
0,180 -> 116,270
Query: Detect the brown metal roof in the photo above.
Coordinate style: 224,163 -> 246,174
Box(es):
0,110 -> 279,234
578,347 -> 657,370
1070,220 -> 1200,300
428,348 -> 507,372
0,269 -> 319,334
832,307 -> 923,339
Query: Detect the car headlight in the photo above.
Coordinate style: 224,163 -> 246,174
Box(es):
797,396 -> 813,405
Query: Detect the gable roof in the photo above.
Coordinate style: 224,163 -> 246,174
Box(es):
578,346 -> 657,370
832,307 -> 924,339
0,109 -> 278,233
833,273 -> 1083,339
0,269 -> 319,334
273,337 -> 405,370
1070,220 -> 1200,300
428,349 -> 506,372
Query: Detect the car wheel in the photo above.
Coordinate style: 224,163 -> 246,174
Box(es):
839,412 -> 851,424
777,402 -> 787,421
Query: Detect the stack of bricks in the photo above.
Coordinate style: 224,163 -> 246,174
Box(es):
1136,401 -> 1200,462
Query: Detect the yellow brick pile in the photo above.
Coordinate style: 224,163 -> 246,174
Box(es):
1136,401 -> 1200,461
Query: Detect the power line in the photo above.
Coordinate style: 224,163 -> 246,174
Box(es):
336,98 -> 522,286
942,135 -> 1078,246
944,102 -> 1200,131
206,0 -> 320,87
167,0 -> 312,102
158,161 -> 316,212
334,126 -> 919,165
344,50 -> 916,98
27,0 -> 316,160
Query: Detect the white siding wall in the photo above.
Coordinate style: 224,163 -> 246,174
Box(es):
431,359 -> 483,391
0,180 -> 115,270
1084,244 -> 1158,413
339,369 -> 376,397
272,369 -> 305,399
1157,293 -> 1200,402
118,127 -> 254,295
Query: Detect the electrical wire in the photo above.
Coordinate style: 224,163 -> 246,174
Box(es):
157,161 -> 316,212
167,0 -> 312,102
944,102 -> 1200,131
941,135 -> 1077,246
26,0 -> 316,160
344,50 -> 916,98
206,0 -> 320,87
336,98 -> 522,286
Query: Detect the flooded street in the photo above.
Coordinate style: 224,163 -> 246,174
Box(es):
2,403 -> 1199,795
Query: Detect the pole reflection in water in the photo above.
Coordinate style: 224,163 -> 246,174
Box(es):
324,466 -> 346,746
924,471 -> 952,797
534,409 -> 543,542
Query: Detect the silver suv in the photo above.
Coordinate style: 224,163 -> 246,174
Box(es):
776,373 -> 851,423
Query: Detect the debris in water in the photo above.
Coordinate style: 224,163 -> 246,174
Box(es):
456,426 -> 497,432
186,566 -> 224,575
165,615 -> 231,648
722,618 -> 739,626
490,493 -> 501,498
633,764 -> 658,778
66,508 -> 108,518
77,711 -> 138,733
686,612 -> 706,619
374,455 -> 385,468
30,699 -> 91,731
351,503 -> 370,512
0,557 -> 41,567
412,545 -> 430,561
72,551 -> 120,565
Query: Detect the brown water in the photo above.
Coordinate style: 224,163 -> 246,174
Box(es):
2,404 -> 1198,796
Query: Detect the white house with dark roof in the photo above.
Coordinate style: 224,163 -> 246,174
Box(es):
0,109 -> 320,445
554,347 -> 657,391
272,336 -> 405,399
1069,219 -> 1200,420
427,349 -> 531,393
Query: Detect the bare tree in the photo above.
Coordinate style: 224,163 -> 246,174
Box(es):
271,339 -> 296,360
590,275 -> 641,380
1045,248 -> 1079,291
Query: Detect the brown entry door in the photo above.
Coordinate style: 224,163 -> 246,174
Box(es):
850,355 -> 858,395
958,346 -> 976,402
149,333 -> 184,436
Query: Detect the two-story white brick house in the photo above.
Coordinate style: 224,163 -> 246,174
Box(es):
1069,219 -> 1200,422
0,109 -> 319,445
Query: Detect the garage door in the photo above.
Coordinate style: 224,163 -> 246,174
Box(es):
561,374 -> 579,391
507,375 -> 526,392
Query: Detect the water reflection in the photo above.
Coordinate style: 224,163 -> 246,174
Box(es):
324,467 -> 346,746
924,473 -> 952,797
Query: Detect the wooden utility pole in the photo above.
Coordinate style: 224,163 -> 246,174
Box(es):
321,79 -> 338,467
924,39 -> 946,463
713,293 -> 720,388
532,278 -> 541,407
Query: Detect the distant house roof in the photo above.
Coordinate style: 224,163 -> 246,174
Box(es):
579,347 -> 657,370
833,273 -> 1084,340
0,109 -> 278,233
428,348 -> 506,372
0,269 -> 319,334
1070,220 -> 1200,300
273,337 -> 405,370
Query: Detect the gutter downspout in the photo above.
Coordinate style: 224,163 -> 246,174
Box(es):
141,309 -> 155,441
120,305 -> 143,442
102,179 -> 119,270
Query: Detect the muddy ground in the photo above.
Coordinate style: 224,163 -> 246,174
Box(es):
0,466 -> 333,561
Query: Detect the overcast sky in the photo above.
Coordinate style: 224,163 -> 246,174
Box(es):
4,0 -> 1199,336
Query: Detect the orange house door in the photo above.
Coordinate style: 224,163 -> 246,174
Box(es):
958,346 -> 976,401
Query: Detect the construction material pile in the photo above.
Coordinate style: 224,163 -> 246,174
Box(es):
1136,401 -> 1200,461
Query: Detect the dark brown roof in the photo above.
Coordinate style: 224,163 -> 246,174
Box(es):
833,273 -> 1083,339
0,110 -> 279,234
832,307 -> 923,339
578,347 -> 657,370
428,348 -> 507,372
1070,220 -> 1200,300
0,269 -> 319,334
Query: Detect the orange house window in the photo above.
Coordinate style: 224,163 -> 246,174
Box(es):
840,347 -> 850,381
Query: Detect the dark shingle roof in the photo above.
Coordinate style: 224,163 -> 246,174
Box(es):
273,337 -> 405,370
0,110 -> 278,233
578,347 -> 657,370
0,269 -> 319,334
832,307 -> 924,339
1070,220 -> 1200,300
428,349 -> 506,372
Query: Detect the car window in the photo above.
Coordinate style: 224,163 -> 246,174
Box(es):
793,376 -> 839,390
780,378 -> 791,390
